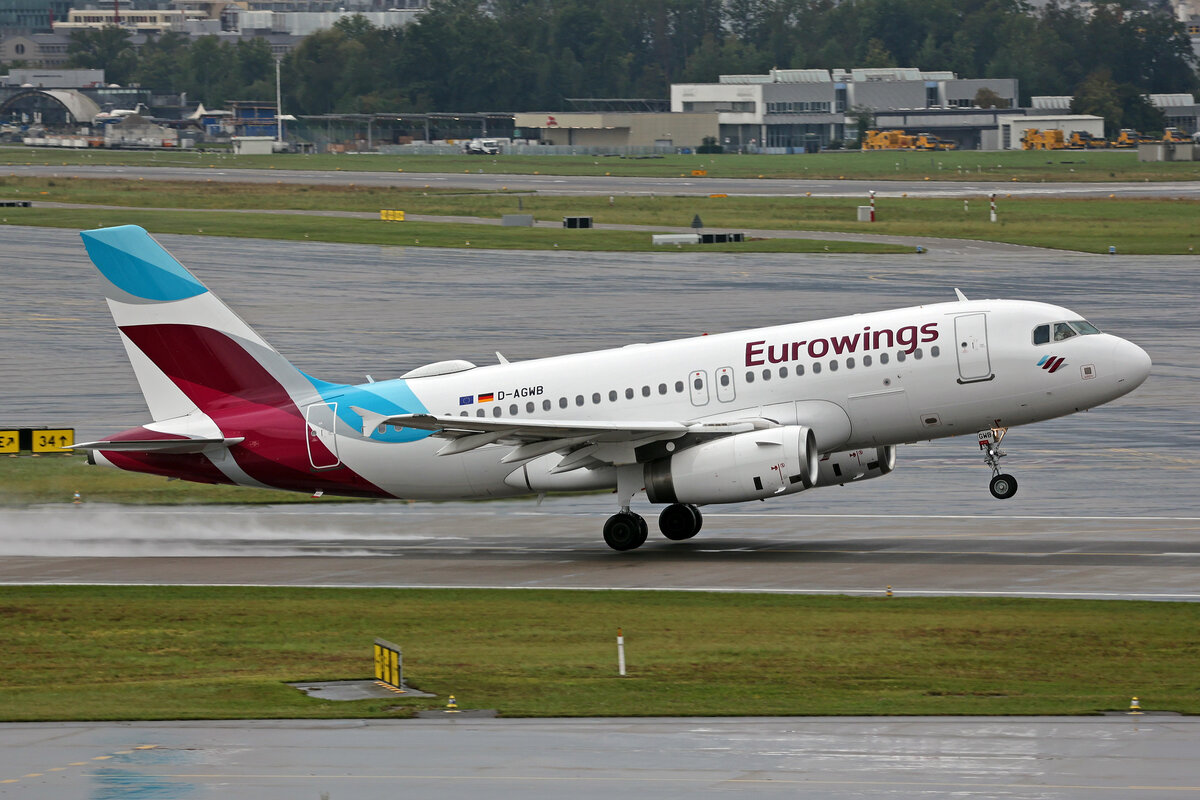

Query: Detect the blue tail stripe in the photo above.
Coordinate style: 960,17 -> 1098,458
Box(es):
81,225 -> 207,302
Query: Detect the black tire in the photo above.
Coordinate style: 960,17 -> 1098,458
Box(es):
604,512 -> 647,551
659,503 -> 700,540
688,504 -> 703,534
989,473 -> 1018,500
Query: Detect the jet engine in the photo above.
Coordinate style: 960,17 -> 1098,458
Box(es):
644,426 -> 818,505
813,446 -> 896,487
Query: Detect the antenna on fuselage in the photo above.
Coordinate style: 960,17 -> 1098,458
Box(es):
954,288 -> 968,302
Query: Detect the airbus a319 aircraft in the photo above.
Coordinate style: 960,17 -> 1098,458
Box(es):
74,225 -> 1152,551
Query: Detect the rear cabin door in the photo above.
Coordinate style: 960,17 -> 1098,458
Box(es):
305,402 -> 341,469
954,313 -> 994,383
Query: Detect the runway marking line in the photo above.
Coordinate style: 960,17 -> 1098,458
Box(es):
126,772 -> 1200,792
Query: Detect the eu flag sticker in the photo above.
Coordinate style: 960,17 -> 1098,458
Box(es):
459,395 -> 474,405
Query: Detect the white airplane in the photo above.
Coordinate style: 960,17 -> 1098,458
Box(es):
74,225 -> 1152,550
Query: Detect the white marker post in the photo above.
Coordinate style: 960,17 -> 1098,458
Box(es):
617,628 -> 626,676
989,193 -> 998,223
869,190 -> 876,222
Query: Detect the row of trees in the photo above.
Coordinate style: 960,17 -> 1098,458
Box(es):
11,0 -> 1196,126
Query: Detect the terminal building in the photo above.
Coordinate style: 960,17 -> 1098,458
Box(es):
671,67 -> 1019,151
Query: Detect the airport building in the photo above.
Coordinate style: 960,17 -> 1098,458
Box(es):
511,111 -> 718,151
671,68 -> 1019,151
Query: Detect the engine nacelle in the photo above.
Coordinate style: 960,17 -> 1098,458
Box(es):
644,426 -> 818,505
814,445 -> 896,487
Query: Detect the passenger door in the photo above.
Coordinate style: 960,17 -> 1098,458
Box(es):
954,313 -> 994,383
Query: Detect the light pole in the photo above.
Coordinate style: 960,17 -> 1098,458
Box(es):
274,55 -> 283,145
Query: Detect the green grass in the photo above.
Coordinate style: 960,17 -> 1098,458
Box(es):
6,144 -> 1200,182
0,455 -> 345,505
5,174 -> 1200,253
0,586 -> 1196,720
0,205 -> 908,253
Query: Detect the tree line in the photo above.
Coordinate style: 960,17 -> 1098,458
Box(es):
10,0 -> 1197,127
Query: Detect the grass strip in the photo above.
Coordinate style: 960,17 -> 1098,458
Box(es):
0,585 -> 1196,720
0,205 -> 908,253
6,145 -> 1200,182
6,175 -> 1200,253
0,455 -> 337,506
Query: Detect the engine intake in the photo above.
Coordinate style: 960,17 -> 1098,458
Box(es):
814,445 -> 896,487
644,426 -> 818,505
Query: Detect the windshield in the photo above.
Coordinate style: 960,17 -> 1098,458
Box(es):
1033,319 -> 1102,345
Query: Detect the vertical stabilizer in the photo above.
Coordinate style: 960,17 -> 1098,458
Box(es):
81,225 -> 309,421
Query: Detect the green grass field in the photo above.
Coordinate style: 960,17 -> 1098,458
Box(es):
0,586 -> 1196,720
0,454 -> 342,505
4,175 -> 1200,253
5,144 -> 1200,182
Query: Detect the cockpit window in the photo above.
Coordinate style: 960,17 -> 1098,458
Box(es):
1053,322 -> 1077,341
1035,320 -> 1102,345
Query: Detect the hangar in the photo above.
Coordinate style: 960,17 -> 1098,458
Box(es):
512,111 -> 718,151
0,88 -> 100,126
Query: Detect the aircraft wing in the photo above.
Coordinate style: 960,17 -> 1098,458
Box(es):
351,407 -> 764,466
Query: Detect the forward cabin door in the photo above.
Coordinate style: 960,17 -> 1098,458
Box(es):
954,313 -> 994,383
305,402 -> 341,469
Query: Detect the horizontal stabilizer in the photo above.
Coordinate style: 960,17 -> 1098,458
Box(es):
71,437 -> 244,454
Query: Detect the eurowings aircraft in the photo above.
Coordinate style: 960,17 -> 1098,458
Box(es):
74,225 -> 1152,551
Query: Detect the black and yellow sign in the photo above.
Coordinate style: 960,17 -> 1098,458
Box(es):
373,638 -> 402,687
0,430 -> 17,454
31,429 -> 74,453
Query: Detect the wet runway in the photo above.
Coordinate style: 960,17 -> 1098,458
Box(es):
3,717 -> 1198,800
7,162 -> 1200,198
1,225 -> 1197,598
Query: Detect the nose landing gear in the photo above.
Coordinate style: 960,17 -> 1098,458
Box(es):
979,427 -> 1018,499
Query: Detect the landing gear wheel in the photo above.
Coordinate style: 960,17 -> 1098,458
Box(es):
604,512 -> 648,551
659,503 -> 703,541
989,473 -> 1018,499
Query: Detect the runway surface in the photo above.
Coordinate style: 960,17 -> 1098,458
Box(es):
8,162 -> 1200,197
3,717 -> 1198,799
1,226 -> 1197,599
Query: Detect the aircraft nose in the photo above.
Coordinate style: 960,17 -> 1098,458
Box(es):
1112,338 -> 1151,390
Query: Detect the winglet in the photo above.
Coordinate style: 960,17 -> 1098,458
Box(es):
954,288 -> 968,302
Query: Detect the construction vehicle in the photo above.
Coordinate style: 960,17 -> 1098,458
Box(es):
863,129 -> 955,150
1066,130 -> 1106,149
1110,129 -> 1157,148
1021,128 -> 1067,150
863,129 -> 914,150
1162,127 -> 1190,143
912,132 -> 956,150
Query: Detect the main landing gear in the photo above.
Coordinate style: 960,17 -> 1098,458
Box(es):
602,504 -> 704,551
979,427 -> 1018,500
603,466 -> 706,551
658,503 -> 703,541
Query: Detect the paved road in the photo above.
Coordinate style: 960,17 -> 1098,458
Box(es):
2,717 -> 1197,799
7,162 -> 1200,197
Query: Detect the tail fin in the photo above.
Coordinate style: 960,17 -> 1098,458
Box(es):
81,225 -> 311,421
